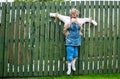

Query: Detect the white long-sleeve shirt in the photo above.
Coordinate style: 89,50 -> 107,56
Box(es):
50,13 -> 97,26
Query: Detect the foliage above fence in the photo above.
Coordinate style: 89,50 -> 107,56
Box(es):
0,1 -> 120,78
14,0 -> 64,2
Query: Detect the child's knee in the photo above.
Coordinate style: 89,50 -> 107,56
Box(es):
73,53 -> 78,58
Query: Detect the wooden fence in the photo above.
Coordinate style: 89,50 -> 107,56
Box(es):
0,1 -> 120,78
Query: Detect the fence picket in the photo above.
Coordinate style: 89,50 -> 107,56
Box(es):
9,2 -> 15,77
89,1 -> 94,74
118,1 -> 120,73
112,1 -> 117,73
48,2 -> 54,76
54,2 -> 61,76
79,1 -> 84,75
60,2 -> 66,75
29,2 -> 35,76
94,1 -> 99,74
33,2 -> 40,76
103,1 -> 108,74
19,2 -> 25,76
108,1 -> 113,74
57,2 -> 63,76
13,2 -> 20,77
44,2 -> 49,76
24,2 -> 30,76
84,1 -> 89,74
4,2 -> 10,77
99,1 -> 104,74
0,3 -> 6,77
40,2 -> 45,76
52,2 -> 57,76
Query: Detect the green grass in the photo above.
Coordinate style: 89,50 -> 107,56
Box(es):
7,73 -> 120,79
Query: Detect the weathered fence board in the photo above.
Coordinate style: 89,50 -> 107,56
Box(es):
0,3 -> 6,78
24,2 -> 30,76
59,2 -> 66,76
118,1 -> 120,73
113,1 -> 117,73
94,1 -> 99,74
79,1 -> 84,75
4,2 -> 10,77
105,1 -> 108,74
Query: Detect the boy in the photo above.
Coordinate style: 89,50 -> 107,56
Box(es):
50,8 -> 97,75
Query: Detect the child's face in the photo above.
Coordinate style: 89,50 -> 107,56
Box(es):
71,13 -> 77,18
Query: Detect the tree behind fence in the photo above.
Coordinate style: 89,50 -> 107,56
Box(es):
0,1 -> 120,78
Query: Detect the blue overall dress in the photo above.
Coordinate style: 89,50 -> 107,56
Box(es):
66,22 -> 81,62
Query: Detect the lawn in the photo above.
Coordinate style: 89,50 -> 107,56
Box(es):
7,73 -> 120,79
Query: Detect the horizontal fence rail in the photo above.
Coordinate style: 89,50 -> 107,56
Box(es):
0,1 -> 120,78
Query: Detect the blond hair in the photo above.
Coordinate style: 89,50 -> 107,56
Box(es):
69,8 -> 80,17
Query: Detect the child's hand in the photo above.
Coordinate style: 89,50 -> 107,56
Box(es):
55,13 -> 58,18
80,32 -> 83,36
55,13 -> 58,22
49,13 -> 58,17
90,17 -> 92,23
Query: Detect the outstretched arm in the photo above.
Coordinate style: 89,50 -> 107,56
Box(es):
50,13 -> 97,26
78,17 -> 97,26
50,13 -> 70,24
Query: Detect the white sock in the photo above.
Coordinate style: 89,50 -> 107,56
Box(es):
72,59 -> 76,71
67,63 -> 71,75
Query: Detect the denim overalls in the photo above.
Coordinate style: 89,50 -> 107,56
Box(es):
66,22 -> 81,62
66,22 -> 81,46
